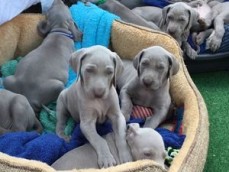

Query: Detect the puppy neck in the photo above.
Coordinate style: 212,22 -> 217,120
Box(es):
49,28 -> 74,40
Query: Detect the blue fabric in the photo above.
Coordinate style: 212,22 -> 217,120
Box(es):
155,128 -> 186,149
70,2 -> 120,49
0,122 -> 112,165
0,108 -> 185,164
143,0 -> 170,8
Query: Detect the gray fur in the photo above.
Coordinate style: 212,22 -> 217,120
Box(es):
55,45 -> 132,168
132,2 -> 200,59
0,90 -> 42,134
85,0 -> 159,30
117,46 -> 179,129
52,123 -> 166,170
3,0 -> 82,114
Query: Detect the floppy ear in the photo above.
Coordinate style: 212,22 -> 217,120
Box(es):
37,20 -> 51,37
184,7 -> 199,33
133,50 -> 144,76
111,52 -> 124,86
167,53 -> 179,78
160,5 -> 171,30
69,20 -> 83,42
69,49 -> 86,81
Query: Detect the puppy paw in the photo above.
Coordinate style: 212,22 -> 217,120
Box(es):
98,153 -> 116,168
206,34 -> 222,52
118,150 -> 132,164
185,47 -> 198,60
195,33 -> 206,45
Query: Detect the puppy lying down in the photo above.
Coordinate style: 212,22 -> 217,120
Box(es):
0,90 -> 42,134
52,123 -> 166,170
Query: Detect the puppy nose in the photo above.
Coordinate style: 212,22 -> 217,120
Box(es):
168,28 -> 176,35
94,87 -> 105,98
143,77 -> 153,86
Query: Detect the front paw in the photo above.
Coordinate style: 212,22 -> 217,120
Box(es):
98,153 -> 116,168
118,150 -> 132,164
206,34 -> 222,52
195,33 -> 206,45
185,47 -> 198,60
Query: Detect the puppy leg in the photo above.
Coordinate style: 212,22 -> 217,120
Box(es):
80,112 -> 116,168
144,106 -> 169,129
108,110 -> 132,164
182,42 -> 198,59
206,13 -> 226,52
56,94 -> 71,141
119,89 -> 133,121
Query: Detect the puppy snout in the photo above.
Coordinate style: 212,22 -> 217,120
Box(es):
94,87 -> 106,98
168,28 -> 176,35
143,77 -> 154,87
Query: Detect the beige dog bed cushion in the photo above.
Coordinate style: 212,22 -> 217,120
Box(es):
0,15 -> 209,172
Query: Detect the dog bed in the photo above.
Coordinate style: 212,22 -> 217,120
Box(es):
0,15 -> 209,172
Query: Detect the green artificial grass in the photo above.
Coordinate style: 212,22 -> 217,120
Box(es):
191,71 -> 229,172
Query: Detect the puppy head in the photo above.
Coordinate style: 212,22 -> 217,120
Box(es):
126,123 -> 166,168
133,46 -> 179,90
37,0 -> 82,41
70,45 -> 123,99
161,2 -> 199,42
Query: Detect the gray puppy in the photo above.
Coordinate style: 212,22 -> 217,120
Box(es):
83,0 -> 159,30
117,46 -> 179,129
205,1 -> 229,52
3,0 -> 82,114
56,45 -> 132,168
52,123 -> 166,170
132,2 -> 200,59
0,90 -> 42,134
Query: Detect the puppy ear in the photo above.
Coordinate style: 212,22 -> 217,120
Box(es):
184,8 -> 199,34
160,5 -> 171,30
133,50 -> 144,76
69,49 -> 86,81
69,20 -> 83,42
167,53 -> 179,78
112,52 -> 124,86
37,20 -> 51,37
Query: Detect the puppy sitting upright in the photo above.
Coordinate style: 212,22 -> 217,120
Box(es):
3,0 -> 82,114
56,45 -> 132,168
117,46 -> 179,129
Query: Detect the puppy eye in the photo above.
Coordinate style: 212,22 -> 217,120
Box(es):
144,152 -> 152,157
168,16 -> 174,21
179,18 -> 185,22
86,67 -> 95,73
157,64 -> 165,70
106,70 -> 114,75
141,60 -> 149,66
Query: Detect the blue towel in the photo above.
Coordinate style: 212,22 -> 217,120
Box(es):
156,128 -> 186,149
70,2 -> 120,49
0,122 -> 112,165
